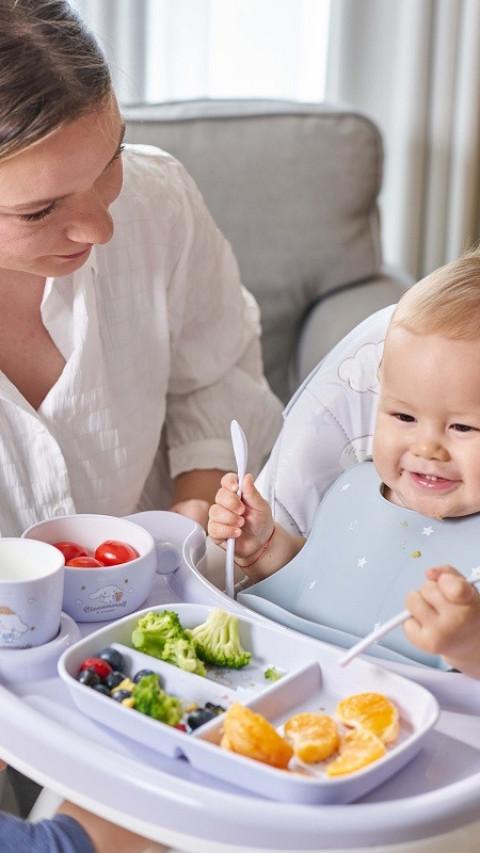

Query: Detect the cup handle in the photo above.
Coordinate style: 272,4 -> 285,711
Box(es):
154,541 -> 181,575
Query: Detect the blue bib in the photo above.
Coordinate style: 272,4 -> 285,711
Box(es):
239,462 -> 480,669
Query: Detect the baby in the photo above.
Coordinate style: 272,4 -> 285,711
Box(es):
208,252 -> 480,678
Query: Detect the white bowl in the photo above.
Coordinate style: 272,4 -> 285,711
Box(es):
23,514 -> 156,622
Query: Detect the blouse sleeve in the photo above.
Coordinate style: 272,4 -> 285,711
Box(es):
0,813 -> 95,853
162,159 -> 283,477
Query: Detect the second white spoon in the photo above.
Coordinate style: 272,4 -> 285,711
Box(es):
338,573 -> 480,667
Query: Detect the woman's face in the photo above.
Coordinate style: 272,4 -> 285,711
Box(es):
0,96 -> 125,278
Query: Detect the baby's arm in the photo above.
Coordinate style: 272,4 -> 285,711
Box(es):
208,473 -> 305,582
404,566 -> 480,679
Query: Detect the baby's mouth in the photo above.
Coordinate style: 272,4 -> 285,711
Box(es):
409,471 -> 457,490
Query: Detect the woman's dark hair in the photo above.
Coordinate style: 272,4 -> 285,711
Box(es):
0,0 -> 112,160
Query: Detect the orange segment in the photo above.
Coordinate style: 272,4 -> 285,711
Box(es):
325,728 -> 386,777
284,712 -> 339,763
335,692 -> 400,744
220,703 -> 293,769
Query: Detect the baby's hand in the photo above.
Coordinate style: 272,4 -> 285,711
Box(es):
208,472 -> 274,562
404,566 -> 480,678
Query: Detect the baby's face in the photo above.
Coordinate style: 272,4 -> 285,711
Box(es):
373,326 -> 480,518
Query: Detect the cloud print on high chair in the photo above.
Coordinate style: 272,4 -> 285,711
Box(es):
339,435 -> 374,470
337,341 -> 383,393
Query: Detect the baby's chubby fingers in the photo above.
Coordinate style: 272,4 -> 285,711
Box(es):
425,565 -> 479,605
404,565 -> 480,658
212,473 -> 244,515
405,566 -> 458,624
208,481 -> 244,545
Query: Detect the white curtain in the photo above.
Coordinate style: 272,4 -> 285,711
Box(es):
73,0 -> 329,104
326,0 -> 480,280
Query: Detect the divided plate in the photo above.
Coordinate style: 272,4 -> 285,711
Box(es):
58,603 -> 439,804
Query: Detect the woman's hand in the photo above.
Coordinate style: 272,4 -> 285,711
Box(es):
170,469 -> 227,531
404,565 -> 480,678
169,498 -> 210,530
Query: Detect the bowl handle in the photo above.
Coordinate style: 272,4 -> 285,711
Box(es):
155,541 -> 181,575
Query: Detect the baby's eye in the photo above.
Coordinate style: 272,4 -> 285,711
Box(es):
451,423 -> 476,433
21,201 -> 58,222
394,413 -> 415,422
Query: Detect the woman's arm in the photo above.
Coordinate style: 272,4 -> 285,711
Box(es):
56,801 -> 153,853
170,468 -> 227,530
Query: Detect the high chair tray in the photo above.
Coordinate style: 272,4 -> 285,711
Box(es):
0,511 -> 480,851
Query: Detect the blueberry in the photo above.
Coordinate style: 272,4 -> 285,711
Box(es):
111,688 -> 132,703
187,707 -> 216,730
92,683 -> 111,696
205,702 -> 226,716
98,647 -> 125,672
77,669 -> 101,687
104,670 -> 127,690
133,669 -> 158,683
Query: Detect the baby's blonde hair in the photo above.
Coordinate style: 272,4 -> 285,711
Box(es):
391,251 -> 480,340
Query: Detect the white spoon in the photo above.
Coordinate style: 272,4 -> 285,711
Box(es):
224,420 -> 248,598
338,573 -> 480,667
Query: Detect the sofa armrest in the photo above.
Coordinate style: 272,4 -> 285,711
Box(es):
290,266 -> 413,394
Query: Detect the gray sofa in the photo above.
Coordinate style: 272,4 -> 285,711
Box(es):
123,98 -> 411,405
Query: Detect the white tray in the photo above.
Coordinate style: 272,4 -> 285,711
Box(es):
58,603 -> 438,805
1,510 -> 480,851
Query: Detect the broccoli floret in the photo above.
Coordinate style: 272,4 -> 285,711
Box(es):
131,610 -> 205,676
187,608 -> 251,669
264,666 -> 284,682
131,674 -> 183,725
162,637 -> 206,676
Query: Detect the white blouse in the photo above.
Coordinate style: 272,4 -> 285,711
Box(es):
0,145 -> 282,535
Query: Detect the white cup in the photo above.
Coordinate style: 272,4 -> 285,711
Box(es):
0,538 -> 65,649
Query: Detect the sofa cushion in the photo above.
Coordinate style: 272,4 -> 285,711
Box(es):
124,99 -> 384,402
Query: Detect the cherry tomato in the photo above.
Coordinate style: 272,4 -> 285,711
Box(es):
53,541 -> 89,562
66,556 -> 105,568
94,539 -> 139,566
79,657 -> 113,679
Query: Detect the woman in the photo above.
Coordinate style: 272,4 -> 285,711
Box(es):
0,0 -> 282,819
0,0 -> 282,539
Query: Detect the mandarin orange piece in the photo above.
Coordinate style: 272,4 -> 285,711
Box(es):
335,692 -> 399,744
283,712 -> 339,763
325,728 -> 386,777
220,702 -> 293,769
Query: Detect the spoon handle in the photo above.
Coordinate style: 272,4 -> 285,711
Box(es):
338,610 -> 410,667
338,574 -> 480,667
225,539 -> 236,599
224,420 -> 248,598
